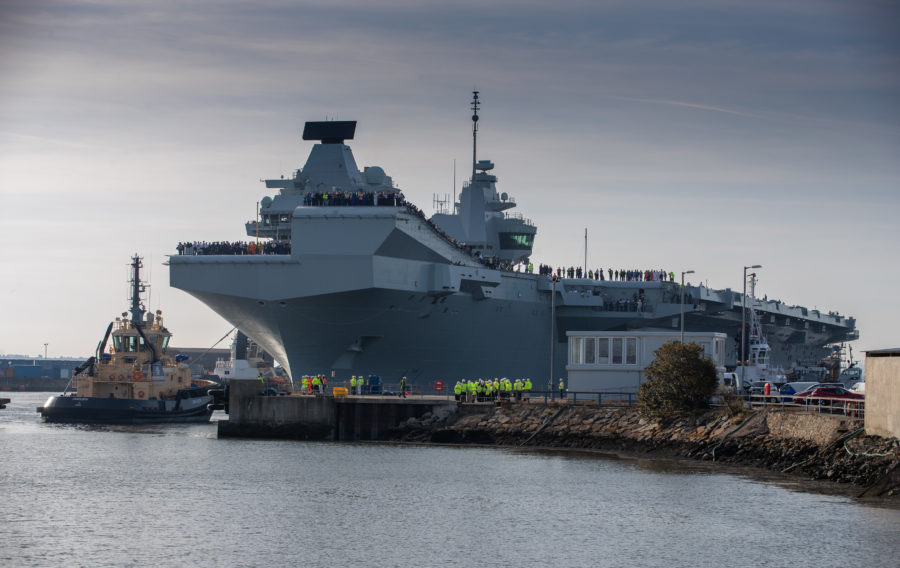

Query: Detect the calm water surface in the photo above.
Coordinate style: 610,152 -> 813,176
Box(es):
2,392 -> 898,567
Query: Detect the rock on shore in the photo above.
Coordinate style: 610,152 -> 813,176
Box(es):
391,404 -> 899,496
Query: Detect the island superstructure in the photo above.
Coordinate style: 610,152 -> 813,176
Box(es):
169,94 -> 857,387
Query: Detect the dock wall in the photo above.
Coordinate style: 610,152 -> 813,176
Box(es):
218,379 -> 455,441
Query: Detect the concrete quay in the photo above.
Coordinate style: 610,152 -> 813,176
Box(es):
218,379 -> 457,441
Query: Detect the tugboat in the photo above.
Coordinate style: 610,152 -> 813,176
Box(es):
38,255 -> 218,424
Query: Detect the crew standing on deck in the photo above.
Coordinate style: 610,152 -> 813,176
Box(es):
558,378 -> 565,400
399,376 -> 407,398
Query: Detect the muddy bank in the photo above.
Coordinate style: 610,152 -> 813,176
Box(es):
391,404 -> 900,497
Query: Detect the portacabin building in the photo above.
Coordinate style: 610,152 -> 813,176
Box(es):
566,331 -> 727,398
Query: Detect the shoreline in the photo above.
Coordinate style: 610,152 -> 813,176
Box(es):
386,403 -> 900,501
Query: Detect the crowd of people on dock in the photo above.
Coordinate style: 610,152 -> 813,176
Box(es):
272,374 -> 575,402
176,241 -> 291,256
453,378 -> 533,402
293,374 -> 329,394
290,374 -> 385,396
453,378 -> 569,402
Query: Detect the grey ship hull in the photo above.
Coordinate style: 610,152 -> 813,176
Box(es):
176,286 -> 553,385
170,208 -> 857,388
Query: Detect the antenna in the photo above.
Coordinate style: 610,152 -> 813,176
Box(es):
128,254 -> 147,326
146,253 -> 153,310
432,193 -> 451,215
453,159 -> 457,214
471,91 -> 480,178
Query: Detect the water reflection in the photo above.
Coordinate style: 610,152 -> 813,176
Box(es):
1,392 -> 898,568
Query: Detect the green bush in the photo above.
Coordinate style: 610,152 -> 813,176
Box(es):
637,341 -> 719,419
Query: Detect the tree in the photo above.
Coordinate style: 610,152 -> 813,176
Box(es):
637,341 -> 719,419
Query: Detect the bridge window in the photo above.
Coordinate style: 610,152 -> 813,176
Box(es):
498,232 -> 534,250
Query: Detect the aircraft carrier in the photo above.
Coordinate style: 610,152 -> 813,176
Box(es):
169,94 -> 857,387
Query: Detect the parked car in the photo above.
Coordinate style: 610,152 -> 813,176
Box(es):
779,381 -> 836,397
793,386 -> 864,404
720,373 -> 750,393
748,381 -> 787,402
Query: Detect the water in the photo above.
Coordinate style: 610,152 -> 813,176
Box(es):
2,392 -> 898,567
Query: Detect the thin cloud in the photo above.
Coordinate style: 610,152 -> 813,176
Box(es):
609,95 -> 882,130
612,96 -> 790,121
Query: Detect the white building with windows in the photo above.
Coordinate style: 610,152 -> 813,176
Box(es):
566,331 -> 727,397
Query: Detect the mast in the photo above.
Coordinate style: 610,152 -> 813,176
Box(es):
128,254 -> 147,327
453,159 -> 457,214
748,273 -> 761,345
471,91 -> 479,178
584,228 -> 588,276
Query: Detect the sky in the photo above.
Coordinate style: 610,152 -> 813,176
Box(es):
1,0 -> 898,365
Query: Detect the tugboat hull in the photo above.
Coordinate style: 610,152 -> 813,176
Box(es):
38,392 -> 214,424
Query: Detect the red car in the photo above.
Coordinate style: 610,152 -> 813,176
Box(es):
793,386 -> 864,404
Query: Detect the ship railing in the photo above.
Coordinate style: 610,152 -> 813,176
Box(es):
503,211 -> 534,226
580,299 -> 651,313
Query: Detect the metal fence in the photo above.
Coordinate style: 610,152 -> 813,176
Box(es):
284,383 -> 863,417
741,393 -> 865,417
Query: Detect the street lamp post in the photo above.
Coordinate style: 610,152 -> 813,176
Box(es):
741,265 -> 762,391
549,276 -> 557,403
680,270 -> 695,343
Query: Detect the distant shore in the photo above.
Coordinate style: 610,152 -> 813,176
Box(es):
0,378 -> 69,392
